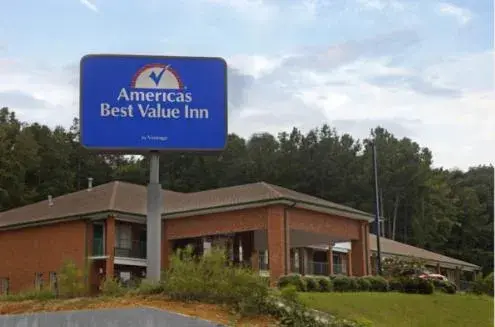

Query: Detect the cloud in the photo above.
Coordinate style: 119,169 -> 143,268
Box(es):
80,0 -> 99,13
0,91 -> 50,109
223,33 -> 494,170
437,3 -> 472,25
0,29 -> 491,170
356,0 -> 406,11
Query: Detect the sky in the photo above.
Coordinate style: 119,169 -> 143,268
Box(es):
0,0 -> 493,170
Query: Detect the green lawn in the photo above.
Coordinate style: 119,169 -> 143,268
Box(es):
300,292 -> 494,327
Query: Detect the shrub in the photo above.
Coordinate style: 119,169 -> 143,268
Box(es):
429,279 -> 457,294
417,278 -> 434,294
316,277 -> 332,292
333,276 -> 357,292
100,277 -> 126,297
402,277 -> 419,294
388,278 -> 404,292
280,285 -> 299,303
356,277 -> 371,291
401,277 -> 433,294
135,279 -> 165,295
472,272 -> 493,296
278,274 -> 307,292
0,289 -> 56,302
57,260 -> 87,298
163,245 -> 269,316
364,276 -> 389,292
382,256 -> 426,278
304,277 -> 319,292
441,281 -> 457,294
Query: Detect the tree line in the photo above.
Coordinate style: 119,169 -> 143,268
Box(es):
0,107 -> 493,274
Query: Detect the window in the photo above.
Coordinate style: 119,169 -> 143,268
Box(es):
34,273 -> 43,290
115,224 -> 132,249
49,272 -> 58,293
0,278 -> 9,295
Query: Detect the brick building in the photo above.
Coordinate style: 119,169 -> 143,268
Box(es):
0,181 -> 479,294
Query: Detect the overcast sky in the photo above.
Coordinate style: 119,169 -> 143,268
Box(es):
0,0 -> 493,170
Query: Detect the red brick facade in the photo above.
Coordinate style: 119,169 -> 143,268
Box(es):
0,204 -> 370,292
0,220 -> 87,293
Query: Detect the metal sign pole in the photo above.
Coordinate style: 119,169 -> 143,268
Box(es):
372,141 -> 383,276
146,151 -> 162,282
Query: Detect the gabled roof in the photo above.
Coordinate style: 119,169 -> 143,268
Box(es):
369,234 -> 480,270
0,181 -> 373,229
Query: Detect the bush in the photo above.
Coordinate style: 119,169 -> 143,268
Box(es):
388,278 -> 404,292
163,245 -> 269,316
356,277 -> 371,291
277,274 -> 307,292
472,272 -> 493,296
100,277 -> 126,297
316,277 -> 332,292
442,281 -> 457,294
333,276 -> 357,292
280,285 -> 299,303
304,277 -> 319,292
401,277 -> 434,294
429,279 -> 457,294
364,276 -> 389,292
0,289 -> 56,302
57,260 -> 87,298
417,278 -> 434,294
135,279 -> 165,295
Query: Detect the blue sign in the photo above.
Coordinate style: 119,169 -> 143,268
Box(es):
79,54 -> 227,152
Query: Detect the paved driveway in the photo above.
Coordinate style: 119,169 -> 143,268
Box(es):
0,307 -> 224,327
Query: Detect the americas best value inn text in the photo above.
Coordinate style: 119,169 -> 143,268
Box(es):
100,88 -> 210,119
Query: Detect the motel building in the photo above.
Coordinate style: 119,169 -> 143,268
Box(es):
0,181 -> 480,294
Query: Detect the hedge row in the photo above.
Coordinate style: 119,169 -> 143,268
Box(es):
277,274 -> 457,295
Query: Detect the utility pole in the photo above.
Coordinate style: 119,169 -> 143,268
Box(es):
372,140 -> 383,275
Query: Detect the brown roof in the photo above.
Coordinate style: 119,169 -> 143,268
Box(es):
0,181 -> 373,228
369,234 -> 479,269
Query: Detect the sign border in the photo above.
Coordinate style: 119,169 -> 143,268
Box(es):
79,53 -> 228,154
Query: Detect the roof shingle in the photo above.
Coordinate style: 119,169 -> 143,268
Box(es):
0,180 -> 372,228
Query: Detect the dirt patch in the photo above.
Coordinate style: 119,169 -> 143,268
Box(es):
0,296 -> 277,327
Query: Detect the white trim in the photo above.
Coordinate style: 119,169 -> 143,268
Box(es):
115,214 -> 146,224
88,255 -> 109,260
164,200 -> 291,219
163,200 -> 373,222
294,203 -> 374,222
114,257 -> 147,267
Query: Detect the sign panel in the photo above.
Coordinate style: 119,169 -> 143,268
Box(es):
79,54 -> 228,152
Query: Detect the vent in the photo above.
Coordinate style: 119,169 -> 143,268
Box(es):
48,195 -> 53,206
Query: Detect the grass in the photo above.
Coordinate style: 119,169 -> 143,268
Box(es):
0,295 -> 277,327
300,292 -> 494,327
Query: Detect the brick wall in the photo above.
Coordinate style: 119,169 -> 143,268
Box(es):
0,220 -> 87,293
166,207 -> 268,240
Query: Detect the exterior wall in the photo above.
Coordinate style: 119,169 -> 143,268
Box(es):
288,208 -> 362,240
0,220 -> 87,293
166,207 -> 269,240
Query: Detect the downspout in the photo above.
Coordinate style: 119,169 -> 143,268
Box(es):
284,202 -> 297,275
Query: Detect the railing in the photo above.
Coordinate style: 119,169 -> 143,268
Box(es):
259,253 -> 269,271
114,240 -> 146,259
310,261 -> 329,276
92,238 -> 105,256
333,263 -> 347,275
